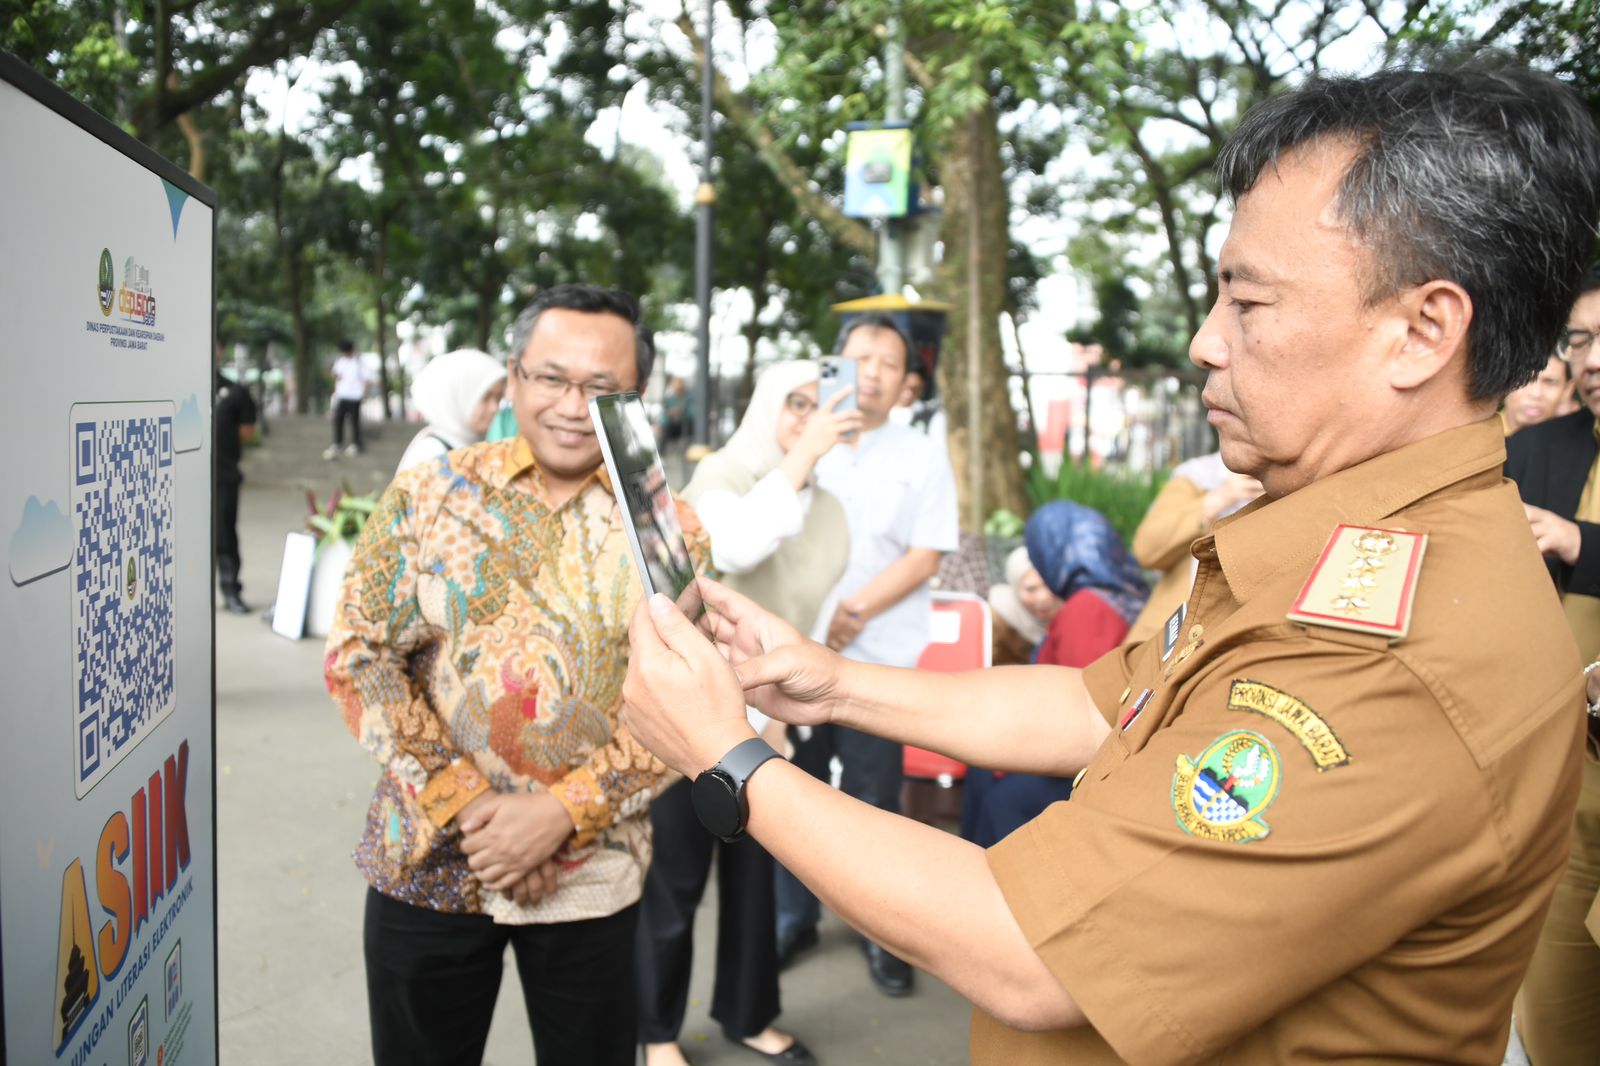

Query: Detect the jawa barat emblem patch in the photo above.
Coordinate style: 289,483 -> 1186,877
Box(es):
1172,730 -> 1281,844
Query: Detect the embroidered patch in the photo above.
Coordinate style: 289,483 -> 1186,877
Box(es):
1227,680 -> 1350,771
1171,730 -> 1281,844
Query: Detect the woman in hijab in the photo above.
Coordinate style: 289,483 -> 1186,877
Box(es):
987,545 -> 1061,665
637,360 -> 859,1066
394,348 -> 507,474
960,501 -> 1150,848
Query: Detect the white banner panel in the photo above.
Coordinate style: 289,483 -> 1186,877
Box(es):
0,56 -> 217,1066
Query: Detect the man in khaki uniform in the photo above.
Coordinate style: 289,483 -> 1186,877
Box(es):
620,63 -> 1600,1065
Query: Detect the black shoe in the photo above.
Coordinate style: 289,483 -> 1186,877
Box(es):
728,1035 -> 816,1066
222,593 -> 250,615
862,940 -> 914,997
776,925 -> 819,971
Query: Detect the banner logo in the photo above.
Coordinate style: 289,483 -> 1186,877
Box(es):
97,250 -> 114,317
117,256 -> 157,326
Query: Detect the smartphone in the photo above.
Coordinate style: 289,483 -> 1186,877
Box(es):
818,356 -> 857,427
588,392 -> 705,622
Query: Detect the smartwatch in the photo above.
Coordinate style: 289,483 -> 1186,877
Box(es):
690,737 -> 781,843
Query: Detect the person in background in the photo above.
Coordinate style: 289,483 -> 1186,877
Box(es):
889,361 -> 948,455
394,348 -> 507,475
1125,454 -> 1262,643
986,546 -> 1056,666
325,284 -> 702,1066
324,338 -> 370,459
215,338 -> 258,614
1501,350 -> 1572,435
961,502 -> 1148,847
774,314 -> 959,998
1503,262 -> 1600,1063
636,360 -> 860,1066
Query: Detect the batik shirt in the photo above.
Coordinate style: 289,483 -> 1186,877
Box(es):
325,437 -> 707,923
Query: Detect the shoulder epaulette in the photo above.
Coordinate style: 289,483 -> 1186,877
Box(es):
1287,524 -> 1428,642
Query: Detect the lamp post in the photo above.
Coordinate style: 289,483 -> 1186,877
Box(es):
693,0 -> 715,445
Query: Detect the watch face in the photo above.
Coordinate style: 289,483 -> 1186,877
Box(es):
691,771 -> 742,839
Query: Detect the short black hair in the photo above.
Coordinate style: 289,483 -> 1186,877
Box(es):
508,284 -> 649,386
835,312 -> 911,362
1216,61 -> 1600,400
337,339 -> 355,354
1576,262 -> 1600,302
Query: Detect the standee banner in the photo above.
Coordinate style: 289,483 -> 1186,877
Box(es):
0,54 -> 218,1066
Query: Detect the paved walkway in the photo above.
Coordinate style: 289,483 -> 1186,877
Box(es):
216,415 -> 971,1064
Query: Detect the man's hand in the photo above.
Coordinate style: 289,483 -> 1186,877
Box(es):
509,860 -> 561,908
623,592 -> 756,776
1525,503 -> 1582,565
691,578 -> 849,729
458,791 -> 575,892
825,601 -> 867,651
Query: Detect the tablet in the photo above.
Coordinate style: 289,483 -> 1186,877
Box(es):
588,391 -> 704,619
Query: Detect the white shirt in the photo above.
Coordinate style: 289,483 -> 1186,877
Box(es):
332,354 -> 368,402
691,470 -> 813,576
813,422 -> 959,668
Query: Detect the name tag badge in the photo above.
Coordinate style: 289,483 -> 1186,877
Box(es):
1161,604 -> 1186,662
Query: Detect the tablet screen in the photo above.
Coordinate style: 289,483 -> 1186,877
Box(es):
588,392 -> 703,618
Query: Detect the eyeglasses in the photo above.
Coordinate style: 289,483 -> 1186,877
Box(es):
783,393 -> 818,417
514,362 -> 616,401
1558,329 -> 1597,360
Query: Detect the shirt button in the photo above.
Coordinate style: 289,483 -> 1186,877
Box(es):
1118,686 -> 1132,703
1188,624 -> 1204,642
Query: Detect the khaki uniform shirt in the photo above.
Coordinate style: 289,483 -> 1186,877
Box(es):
977,420 -> 1584,1065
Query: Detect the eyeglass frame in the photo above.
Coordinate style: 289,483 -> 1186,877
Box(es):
782,392 -> 819,417
512,359 -> 621,402
1558,328 -> 1597,360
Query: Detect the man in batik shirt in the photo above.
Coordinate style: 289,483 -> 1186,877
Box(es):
326,284 -> 706,1066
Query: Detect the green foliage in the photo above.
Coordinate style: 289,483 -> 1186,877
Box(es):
1022,458 -> 1169,546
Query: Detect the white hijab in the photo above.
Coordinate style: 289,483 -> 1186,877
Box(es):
410,348 -> 506,449
719,360 -> 820,480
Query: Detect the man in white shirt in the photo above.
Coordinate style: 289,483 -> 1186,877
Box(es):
775,313 -> 960,996
325,338 -> 370,459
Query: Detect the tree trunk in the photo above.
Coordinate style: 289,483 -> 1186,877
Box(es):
374,222 -> 393,420
931,96 -> 1027,525
270,130 -> 314,415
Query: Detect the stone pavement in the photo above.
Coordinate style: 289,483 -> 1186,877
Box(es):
215,414 -> 971,1064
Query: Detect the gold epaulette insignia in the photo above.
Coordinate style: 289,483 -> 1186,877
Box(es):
1286,524 -> 1427,642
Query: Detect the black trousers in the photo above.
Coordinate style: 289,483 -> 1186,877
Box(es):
215,476 -> 241,597
363,887 -> 638,1066
636,779 -> 781,1044
333,398 -> 363,448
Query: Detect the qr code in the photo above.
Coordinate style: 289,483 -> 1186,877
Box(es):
71,402 -> 175,797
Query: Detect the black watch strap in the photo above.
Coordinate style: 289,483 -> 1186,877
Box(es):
716,736 -> 781,784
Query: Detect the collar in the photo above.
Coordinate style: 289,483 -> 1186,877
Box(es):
1212,417 -> 1507,603
492,436 -> 612,502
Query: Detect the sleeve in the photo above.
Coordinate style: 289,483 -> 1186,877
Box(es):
323,477 -> 490,830
545,499 -> 710,844
1566,522 -> 1600,596
1037,590 -> 1131,669
690,471 -> 806,575
1130,477 -> 1206,571
987,643 -> 1497,1064
911,445 -> 960,553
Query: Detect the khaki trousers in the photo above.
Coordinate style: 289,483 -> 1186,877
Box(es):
1517,753 -> 1600,1065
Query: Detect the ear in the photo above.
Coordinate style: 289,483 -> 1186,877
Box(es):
1387,280 -> 1472,392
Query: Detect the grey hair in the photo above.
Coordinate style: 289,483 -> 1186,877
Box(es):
1217,62 -> 1600,400
507,284 -> 650,386
835,311 -> 912,362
